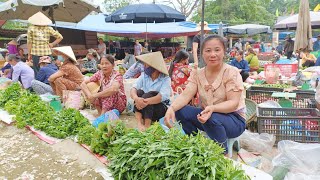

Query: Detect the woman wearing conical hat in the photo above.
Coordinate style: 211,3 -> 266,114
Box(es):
27,12 -> 63,75
130,52 -> 171,131
48,46 -> 83,98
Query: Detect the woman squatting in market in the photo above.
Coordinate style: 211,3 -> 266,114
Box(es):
164,35 -> 246,155
81,55 -> 127,117
48,46 -> 84,98
130,52 -> 171,131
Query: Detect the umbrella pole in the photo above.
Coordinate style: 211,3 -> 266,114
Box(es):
146,18 -> 148,41
200,0 -> 205,68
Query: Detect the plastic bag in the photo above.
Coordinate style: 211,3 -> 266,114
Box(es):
284,172 -> 320,180
272,140 -> 320,175
62,90 -> 85,110
292,71 -> 305,86
258,100 -> 282,108
239,130 -> 276,153
92,109 -> 120,128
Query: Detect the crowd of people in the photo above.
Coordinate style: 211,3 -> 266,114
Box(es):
0,11 -> 257,155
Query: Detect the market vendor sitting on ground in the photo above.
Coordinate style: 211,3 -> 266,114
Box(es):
169,50 -> 191,93
130,52 -> 171,131
31,56 -> 58,95
300,48 -> 316,68
48,46 -> 83,98
122,50 -> 136,69
245,48 -> 259,72
7,54 -> 34,89
80,52 -> 98,74
27,12 -> 63,74
81,55 -> 127,116
230,50 -> 250,82
164,35 -> 246,155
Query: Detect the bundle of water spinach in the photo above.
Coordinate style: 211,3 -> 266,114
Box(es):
108,123 -> 249,180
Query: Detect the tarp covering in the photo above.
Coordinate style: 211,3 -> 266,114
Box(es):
14,13 -> 223,38
49,13 -> 199,38
223,24 -> 272,36
0,0 -> 100,23
274,11 -> 320,30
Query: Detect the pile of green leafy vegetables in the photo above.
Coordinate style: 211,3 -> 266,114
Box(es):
1,83 -> 92,139
108,123 -> 250,180
0,83 -> 250,179
90,120 -> 127,155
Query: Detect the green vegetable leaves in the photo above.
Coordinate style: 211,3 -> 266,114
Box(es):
108,123 -> 250,180
90,120 -> 126,155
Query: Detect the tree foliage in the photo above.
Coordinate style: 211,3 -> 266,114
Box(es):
191,0 -> 319,26
163,0 -> 200,18
103,0 -> 140,14
191,0 -> 275,26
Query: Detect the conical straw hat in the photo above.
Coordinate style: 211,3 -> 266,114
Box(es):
135,51 -> 168,75
28,12 -> 52,26
196,21 -> 211,31
52,46 -> 77,63
87,82 -> 100,94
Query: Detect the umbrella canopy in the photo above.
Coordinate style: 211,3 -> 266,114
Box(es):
105,3 -> 186,23
223,24 -> 272,36
294,0 -> 313,52
274,11 -> 320,30
0,0 -> 100,23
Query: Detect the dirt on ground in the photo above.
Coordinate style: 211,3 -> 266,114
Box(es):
0,111 -> 138,180
0,122 -> 107,180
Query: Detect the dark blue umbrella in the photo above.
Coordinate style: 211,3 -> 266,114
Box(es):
105,3 -> 186,23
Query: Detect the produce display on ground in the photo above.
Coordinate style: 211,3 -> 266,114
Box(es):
1,83 -> 91,139
0,83 -> 275,179
108,123 -> 250,180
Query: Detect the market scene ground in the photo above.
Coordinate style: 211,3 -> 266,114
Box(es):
1,0 -> 320,180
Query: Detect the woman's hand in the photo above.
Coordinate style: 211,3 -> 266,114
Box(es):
135,97 -> 148,110
87,94 -> 96,103
197,106 -> 214,124
164,106 -> 176,128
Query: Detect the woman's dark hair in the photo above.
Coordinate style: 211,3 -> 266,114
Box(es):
200,35 -> 227,54
238,50 -> 244,56
168,50 -> 189,77
101,54 -> 115,65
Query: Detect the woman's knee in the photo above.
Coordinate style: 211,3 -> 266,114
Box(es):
141,91 -> 158,98
136,89 -> 145,97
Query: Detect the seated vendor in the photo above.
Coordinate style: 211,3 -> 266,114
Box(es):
301,48 -> 316,67
48,46 -> 84,98
169,50 -> 191,93
81,55 -> 127,116
81,52 -> 98,74
230,50 -> 250,82
31,56 -> 58,95
164,35 -> 246,155
245,48 -> 259,72
122,50 -> 136,69
7,54 -> 34,89
130,52 -> 171,131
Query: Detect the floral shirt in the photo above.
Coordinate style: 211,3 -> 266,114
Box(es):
82,59 -> 98,73
171,63 -> 191,93
89,70 -> 126,98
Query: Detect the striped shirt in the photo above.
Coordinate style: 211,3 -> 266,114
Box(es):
27,25 -> 63,56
